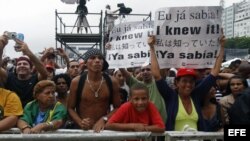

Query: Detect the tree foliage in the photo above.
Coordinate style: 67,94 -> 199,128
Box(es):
225,36 -> 250,49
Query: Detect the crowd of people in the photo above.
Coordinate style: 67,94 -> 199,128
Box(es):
0,32 -> 250,139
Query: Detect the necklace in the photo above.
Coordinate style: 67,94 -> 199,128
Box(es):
86,74 -> 104,98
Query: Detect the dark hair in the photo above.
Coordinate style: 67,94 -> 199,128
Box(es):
129,83 -> 149,96
16,56 -> 33,69
79,0 -> 86,5
132,67 -> 141,76
53,73 -> 71,88
229,60 -> 241,70
169,70 -> 176,77
234,59 -> 242,65
69,60 -> 79,68
225,75 -> 248,94
119,88 -> 128,104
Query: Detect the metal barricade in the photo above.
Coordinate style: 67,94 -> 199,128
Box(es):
152,131 -> 224,141
0,128 -> 151,141
1,128 -> 224,141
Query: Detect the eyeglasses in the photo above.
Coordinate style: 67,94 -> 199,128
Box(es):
141,68 -> 151,72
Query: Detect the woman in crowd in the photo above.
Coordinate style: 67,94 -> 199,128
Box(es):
53,74 -> 71,107
220,75 -> 248,125
149,34 -> 225,131
201,85 -> 223,131
17,80 -> 67,133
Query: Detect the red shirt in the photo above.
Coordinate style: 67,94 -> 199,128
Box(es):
108,102 -> 165,129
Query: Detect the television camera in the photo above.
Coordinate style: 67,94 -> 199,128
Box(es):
117,3 -> 132,16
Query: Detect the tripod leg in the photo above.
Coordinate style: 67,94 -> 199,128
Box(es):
85,17 -> 92,34
78,17 -> 82,33
79,16 -> 84,33
71,16 -> 79,34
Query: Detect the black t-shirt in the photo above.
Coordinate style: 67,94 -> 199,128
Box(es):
228,88 -> 250,124
5,73 -> 38,107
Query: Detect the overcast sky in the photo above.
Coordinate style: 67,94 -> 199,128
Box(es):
0,0 -> 242,58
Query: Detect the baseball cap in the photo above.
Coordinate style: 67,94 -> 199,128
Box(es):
176,68 -> 196,78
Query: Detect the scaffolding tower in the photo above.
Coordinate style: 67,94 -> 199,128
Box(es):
55,10 -> 103,60
55,9 -> 151,61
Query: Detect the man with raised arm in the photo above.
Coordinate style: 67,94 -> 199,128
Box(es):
0,33 -> 47,107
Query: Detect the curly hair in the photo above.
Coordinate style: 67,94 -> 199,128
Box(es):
53,73 -> 71,88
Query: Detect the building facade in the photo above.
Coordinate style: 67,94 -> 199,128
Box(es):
222,5 -> 235,38
222,0 -> 250,38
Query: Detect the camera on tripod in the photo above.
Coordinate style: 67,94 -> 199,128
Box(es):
79,7 -> 88,16
117,3 -> 132,16
76,0 -> 88,16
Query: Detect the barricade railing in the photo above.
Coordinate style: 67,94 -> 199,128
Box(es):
0,128 -> 224,141
152,131 -> 224,141
0,128 -> 151,141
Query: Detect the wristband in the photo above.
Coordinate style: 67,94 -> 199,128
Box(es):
21,125 -> 31,131
102,116 -> 108,123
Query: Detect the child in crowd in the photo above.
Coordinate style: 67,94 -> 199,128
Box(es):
105,83 -> 165,133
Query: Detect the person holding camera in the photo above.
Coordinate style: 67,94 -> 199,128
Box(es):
105,5 -> 119,34
0,33 -> 48,107
75,1 -> 89,34
0,35 -> 8,87
40,47 -> 70,80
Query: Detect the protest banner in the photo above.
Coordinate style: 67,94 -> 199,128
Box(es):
154,6 -> 222,69
106,21 -> 153,69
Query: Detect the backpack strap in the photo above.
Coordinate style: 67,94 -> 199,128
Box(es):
102,73 -> 113,105
76,72 -> 87,114
75,72 -> 113,113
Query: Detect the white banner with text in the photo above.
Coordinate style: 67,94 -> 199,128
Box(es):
154,6 -> 222,69
106,21 -> 153,69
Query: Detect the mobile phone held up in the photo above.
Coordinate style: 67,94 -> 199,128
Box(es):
16,33 -> 24,41
14,33 -> 24,52
4,31 -> 25,52
5,31 -> 24,41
